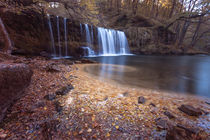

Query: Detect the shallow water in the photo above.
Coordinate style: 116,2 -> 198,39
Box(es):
85,55 -> 210,98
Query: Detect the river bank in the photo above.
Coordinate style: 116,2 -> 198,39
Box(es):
0,56 -> 209,139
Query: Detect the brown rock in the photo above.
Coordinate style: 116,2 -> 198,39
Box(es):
164,111 -> 175,119
166,124 -> 201,140
155,118 -> 170,130
149,102 -> 156,107
55,84 -> 74,96
138,96 -> 146,104
178,105 -> 203,116
0,63 -> 33,122
45,63 -> 61,72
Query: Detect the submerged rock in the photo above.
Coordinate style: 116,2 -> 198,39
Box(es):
55,84 -> 74,96
178,105 -> 203,117
138,96 -> 146,104
0,63 -> 33,122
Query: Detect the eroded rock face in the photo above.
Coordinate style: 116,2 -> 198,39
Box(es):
0,63 -> 33,122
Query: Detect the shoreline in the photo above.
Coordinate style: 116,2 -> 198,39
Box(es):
0,57 -> 209,139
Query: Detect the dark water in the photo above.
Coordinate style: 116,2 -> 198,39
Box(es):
84,55 -> 210,98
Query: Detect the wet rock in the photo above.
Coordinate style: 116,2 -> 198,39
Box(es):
45,63 -> 61,72
138,96 -> 146,104
55,84 -> 74,96
44,94 -> 56,101
0,63 -> 33,122
166,124 -> 200,140
75,61 -> 81,64
205,101 -> 210,105
149,103 -> 156,107
54,101 -> 63,113
80,59 -> 96,64
178,105 -> 203,116
164,111 -> 175,119
155,118 -> 170,130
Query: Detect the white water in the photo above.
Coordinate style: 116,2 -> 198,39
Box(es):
97,27 -> 130,55
91,25 -> 94,44
80,23 -> 83,37
85,24 -> 91,46
64,18 -> 68,57
82,47 -> 95,57
57,16 -> 61,57
47,14 -> 56,56
0,17 -> 12,53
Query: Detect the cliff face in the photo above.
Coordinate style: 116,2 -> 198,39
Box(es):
0,1 -> 207,56
0,7 -> 86,57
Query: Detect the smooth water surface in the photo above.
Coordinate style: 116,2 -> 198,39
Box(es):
85,55 -> 210,97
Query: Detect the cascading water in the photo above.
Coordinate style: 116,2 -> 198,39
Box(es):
56,16 -> 61,57
91,25 -> 94,44
80,23 -> 83,37
85,24 -> 91,46
0,17 -> 12,53
64,18 -> 68,57
97,27 -> 130,55
82,47 -> 95,57
47,14 -> 56,56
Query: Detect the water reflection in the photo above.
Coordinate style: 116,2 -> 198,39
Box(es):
85,55 -> 210,97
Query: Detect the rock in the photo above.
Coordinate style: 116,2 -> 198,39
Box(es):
149,103 -> 156,107
138,96 -> 146,104
80,59 -> 96,64
166,124 -> 200,140
155,118 -> 170,130
40,51 -> 51,58
164,111 -> 175,119
55,84 -> 74,96
178,105 -> 203,116
54,101 -> 63,113
122,92 -> 129,97
45,63 -> 61,72
75,61 -> 81,64
205,101 -> 210,105
44,94 -> 56,101
0,63 -> 33,122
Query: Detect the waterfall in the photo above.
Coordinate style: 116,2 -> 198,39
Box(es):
64,18 -> 68,57
91,25 -> 94,44
47,14 -> 56,56
80,23 -> 83,37
85,24 -> 91,46
57,16 -> 61,57
0,17 -> 12,53
82,47 -> 95,57
97,27 -> 130,55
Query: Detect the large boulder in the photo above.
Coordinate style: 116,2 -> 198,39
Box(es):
0,63 -> 33,122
